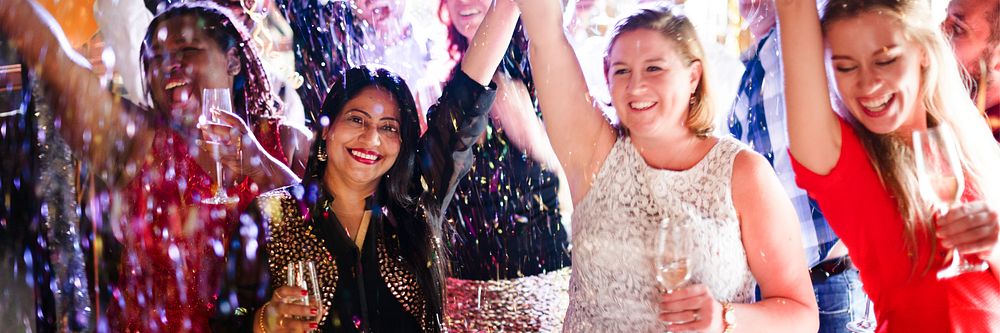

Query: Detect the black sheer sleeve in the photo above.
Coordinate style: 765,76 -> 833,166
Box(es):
416,67 -> 496,227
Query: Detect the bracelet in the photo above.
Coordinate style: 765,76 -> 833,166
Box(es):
721,302 -> 736,333
256,302 -> 271,333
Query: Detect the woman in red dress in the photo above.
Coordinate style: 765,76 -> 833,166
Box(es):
777,0 -> 1000,331
0,1 -> 304,331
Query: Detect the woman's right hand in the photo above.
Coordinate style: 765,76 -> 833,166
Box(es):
256,286 -> 322,333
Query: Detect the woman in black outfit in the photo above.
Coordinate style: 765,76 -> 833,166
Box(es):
214,1 -> 522,332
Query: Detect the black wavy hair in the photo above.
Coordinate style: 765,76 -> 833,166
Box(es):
303,65 -> 441,318
306,65 -> 420,209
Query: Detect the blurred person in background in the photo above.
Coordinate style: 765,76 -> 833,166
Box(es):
942,0 -> 1000,140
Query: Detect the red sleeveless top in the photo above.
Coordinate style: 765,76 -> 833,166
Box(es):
791,119 -> 1000,333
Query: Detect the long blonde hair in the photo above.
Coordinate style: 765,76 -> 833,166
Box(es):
822,0 -> 1000,272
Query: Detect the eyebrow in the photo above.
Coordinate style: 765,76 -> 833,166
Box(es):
610,58 -> 668,66
831,44 -> 901,61
346,109 -> 400,123
950,13 -> 973,30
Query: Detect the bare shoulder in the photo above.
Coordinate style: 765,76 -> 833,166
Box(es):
278,121 -> 313,144
730,148 -> 786,220
277,121 -> 313,175
731,148 -> 773,183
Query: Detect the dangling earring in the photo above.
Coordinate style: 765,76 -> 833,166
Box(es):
689,95 -> 696,106
317,142 -> 328,161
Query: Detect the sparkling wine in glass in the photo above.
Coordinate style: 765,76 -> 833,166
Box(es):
656,216 -> 694,293
912,126 -> 988,279
200,88 -> 239,205
286,260 -> 323,323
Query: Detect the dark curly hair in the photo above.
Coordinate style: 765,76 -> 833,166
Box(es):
140,1 -> 281,121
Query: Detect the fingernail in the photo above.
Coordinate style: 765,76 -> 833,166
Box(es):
310,323 -> 318,328
310,308 -> 317,315
301,290 -> 308,296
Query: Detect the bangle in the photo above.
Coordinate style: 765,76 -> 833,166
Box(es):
257,302 -> 271,333
721,302 -> 736,333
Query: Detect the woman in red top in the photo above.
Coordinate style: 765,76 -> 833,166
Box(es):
0,1 -> 305,331
777,0 -> 1000,331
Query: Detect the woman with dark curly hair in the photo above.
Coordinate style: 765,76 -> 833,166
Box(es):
0,1 -> 304,331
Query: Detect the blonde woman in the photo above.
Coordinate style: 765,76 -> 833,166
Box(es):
778,0 -> 1000,331
515,1 -> 818,332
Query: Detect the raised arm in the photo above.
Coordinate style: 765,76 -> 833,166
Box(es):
458,0 -> 522,86
0,0 -> 151,182
776,0 -> 842,174
514,0 -> 616,204
418,0 -> 519,220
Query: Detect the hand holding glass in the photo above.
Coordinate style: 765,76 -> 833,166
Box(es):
286,261 -> 323,324
200,88 -> 239,205
912,126 -> 988,279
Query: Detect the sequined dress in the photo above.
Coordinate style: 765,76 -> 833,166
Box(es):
109,118 -> 288,332
564,135 -> 756,332
216,70 -> 495,332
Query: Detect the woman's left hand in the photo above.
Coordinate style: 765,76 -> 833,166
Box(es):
659,283 -> 724,333
937,200 -> 1000,260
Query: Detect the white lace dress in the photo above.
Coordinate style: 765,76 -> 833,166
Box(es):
563,136 -> 757,332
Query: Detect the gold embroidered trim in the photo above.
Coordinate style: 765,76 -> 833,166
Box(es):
259,191 -> 338,326
377,236 -> 431,332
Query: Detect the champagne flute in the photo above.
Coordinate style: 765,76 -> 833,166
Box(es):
912,126 -> 988,279
286,261 -> 323,324
655,216 -> 694,293
200,88 -> 239,205
845,296 -> 875,333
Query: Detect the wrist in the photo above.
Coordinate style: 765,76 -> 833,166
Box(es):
720,302 -> 736,333
255,302 -> 270,333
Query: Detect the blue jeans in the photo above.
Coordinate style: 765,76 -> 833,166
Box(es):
815,267 -> 869,333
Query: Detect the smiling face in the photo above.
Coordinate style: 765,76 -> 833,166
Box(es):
605,29 -> 702,139
444,0 -> 492,40
826,11 -> 928,135
144,14 -> 237,127
324,87 -> 402,191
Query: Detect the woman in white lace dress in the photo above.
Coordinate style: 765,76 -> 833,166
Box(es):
513,1 -> 819,332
